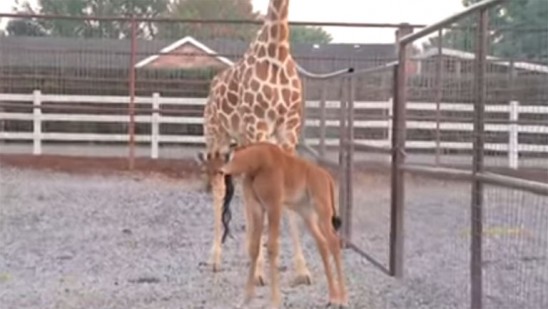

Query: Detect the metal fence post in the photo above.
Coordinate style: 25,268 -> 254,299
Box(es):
471,8 -> 489,309
299,78 -> 308,145
338,77 -> 348,248
386,97 -> 393,163
32,89 -> 42,155
344,76 -> 355,244
151,92 -> 160,159
390,23 -> 413,278
508,100 -> 519,169
435,28 -> 444,165
319,81 -> 327,158
128,16 -> 137,170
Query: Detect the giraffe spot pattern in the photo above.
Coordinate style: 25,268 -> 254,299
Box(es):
268,43 -> 277,58
204,1 -> 302,154
250,80 -> 260,91
255,60 -> 269,81
230,114 -> 240,131
270,24 -> 278,41
244,92 -> 254,105
254,105 -> 265,118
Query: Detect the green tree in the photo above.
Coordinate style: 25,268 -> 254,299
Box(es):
157,0 -> 261,40
424,0 -> 548,62
158,0 -> 333,44
14,0 -> 170,38
290,25 -> 332,44
493,0 -> 548,61
6,19 -> 47,37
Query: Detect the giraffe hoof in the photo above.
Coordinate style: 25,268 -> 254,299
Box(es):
290,273 -> 312,287
236,300 -> 250,309
254,274 -> 266,286
198,260 -> 221,273
325,302 -> 347,309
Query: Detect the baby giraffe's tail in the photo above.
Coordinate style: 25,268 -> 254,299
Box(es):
329,177 -> 342,231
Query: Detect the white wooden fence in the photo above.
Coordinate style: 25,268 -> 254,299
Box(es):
0,90 -> 547,169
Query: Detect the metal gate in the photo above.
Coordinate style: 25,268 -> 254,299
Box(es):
301,0 -> 548,308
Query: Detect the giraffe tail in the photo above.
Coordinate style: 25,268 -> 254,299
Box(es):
221,174 -> 235,244
329,176 -> 342,231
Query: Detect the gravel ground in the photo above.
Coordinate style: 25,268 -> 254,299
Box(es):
1,164 -> 546,309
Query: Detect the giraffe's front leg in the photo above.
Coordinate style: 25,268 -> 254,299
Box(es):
287,210 -> 313,286
208,174 -> 225,272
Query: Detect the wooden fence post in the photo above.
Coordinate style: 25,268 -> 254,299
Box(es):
151,92 -> 160,159
508,100 -> 519,169
33,89 -> 42,155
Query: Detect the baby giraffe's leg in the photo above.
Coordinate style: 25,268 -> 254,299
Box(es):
286,210 -> 312,286
241,194 -> 265,306
256,223 -> 267,286
303,213 -> 340,306
276,128 -> 313,286
208,174 -> 225,272
324,221 -> 348,307
266,205 -> 283,309
242,177 -> 266,286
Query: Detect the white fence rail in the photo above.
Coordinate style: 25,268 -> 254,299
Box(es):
1,90 -> 547,169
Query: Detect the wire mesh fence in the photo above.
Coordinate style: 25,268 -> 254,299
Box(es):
483,184 -> 548,309
402,23 -> 548,170
0,14 -> 415,159
386,1 -> 548,308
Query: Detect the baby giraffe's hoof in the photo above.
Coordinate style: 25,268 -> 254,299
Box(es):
290,273 -> 312,287
198,261 -> 219,272
254,274 -> 266,286
236,300 -> 250,309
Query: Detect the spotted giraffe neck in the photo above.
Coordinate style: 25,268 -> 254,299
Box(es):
266,0 -> 290,25
248,0 -> 290,48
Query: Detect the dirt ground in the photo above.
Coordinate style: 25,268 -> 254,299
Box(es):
1,154 -> 546,309
1,152 -> 546,183
0,154 -> 203,180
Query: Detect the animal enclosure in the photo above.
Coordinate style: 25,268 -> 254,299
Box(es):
297,1 -> 547,309
1,1 -> 547,308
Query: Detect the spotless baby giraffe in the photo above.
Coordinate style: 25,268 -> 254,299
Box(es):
199,142 -> 349,308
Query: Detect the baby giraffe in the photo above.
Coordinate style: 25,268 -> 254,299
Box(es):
199,142 -> 348,308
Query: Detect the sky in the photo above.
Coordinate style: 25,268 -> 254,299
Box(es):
0,0 -> 465,44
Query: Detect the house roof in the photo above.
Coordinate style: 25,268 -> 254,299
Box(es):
418,47 -> 548,74
0,36 -> 397,74
134,36 -> 234,68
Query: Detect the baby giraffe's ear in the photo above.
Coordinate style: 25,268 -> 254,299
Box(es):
195,151 -> 207,164
223,150 -> 234,163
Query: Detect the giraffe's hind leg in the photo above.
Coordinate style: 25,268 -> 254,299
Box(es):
286,210 -> 313,286
275,123 -> 313,286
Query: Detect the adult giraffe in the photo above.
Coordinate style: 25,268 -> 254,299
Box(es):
197,0 -> 353,286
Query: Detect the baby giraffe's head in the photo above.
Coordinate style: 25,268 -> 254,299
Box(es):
195,149 -> 233,192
